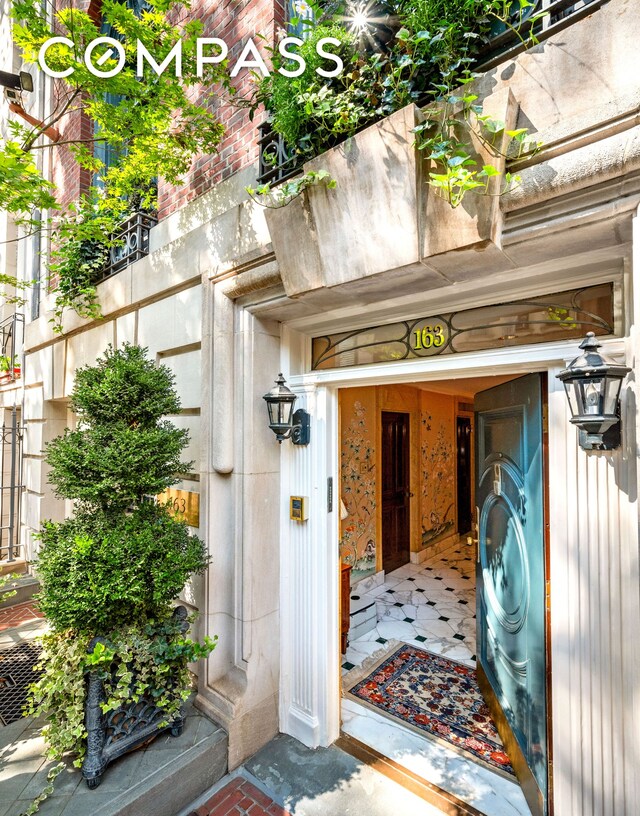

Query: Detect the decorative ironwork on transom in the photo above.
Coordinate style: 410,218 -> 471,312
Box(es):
311,283 -> 615,370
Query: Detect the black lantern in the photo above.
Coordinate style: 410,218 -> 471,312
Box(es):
263,373 -> 310,445
557,332 -> 630,450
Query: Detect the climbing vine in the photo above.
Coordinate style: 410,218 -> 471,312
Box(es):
254,0 -> 543,206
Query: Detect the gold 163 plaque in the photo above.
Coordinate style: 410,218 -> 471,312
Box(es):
157,488 -> 200,528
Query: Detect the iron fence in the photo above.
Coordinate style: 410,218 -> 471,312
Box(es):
0,407 -> 24,563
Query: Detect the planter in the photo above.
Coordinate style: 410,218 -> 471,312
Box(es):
0,372 -> 11,385
81,606 -> 189,789
265,92 -> 518,301
13,367 -> 20,379
266,104 -> 429,299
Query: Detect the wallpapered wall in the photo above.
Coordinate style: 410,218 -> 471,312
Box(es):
339,385 -> 459,583
420,394 -> 456,548
339,388 -> 377,582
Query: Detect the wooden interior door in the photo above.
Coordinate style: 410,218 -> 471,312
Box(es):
381,411 -> 411,573
475,374 -> 549,816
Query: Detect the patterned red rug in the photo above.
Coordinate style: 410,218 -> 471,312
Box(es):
344,644 -> 514,777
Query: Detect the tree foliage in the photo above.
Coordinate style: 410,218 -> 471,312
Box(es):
39,343 -> 206,628
36,503 -> 208,633
45,344 -> 191,510
2,0 -> 230,321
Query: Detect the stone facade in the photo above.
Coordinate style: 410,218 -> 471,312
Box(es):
1,0 -> 640,813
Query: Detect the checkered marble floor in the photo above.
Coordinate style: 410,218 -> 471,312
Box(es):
340,542 -> 533,816
342,541 -> 476,673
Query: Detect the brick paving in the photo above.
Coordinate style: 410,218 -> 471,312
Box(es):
0,602 -> 43,633
190,777 -> 292,816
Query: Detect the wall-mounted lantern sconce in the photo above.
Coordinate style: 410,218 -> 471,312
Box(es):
263,373 -> 310,445
557,332 -> 630,450
0,70 -> 33,102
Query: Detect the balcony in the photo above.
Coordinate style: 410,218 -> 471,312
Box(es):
476,0 -> 609,69
257,120 -> 302,187
94,210 -> 158,285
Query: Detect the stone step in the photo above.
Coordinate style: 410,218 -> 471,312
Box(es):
0,575 -> 40,609
349,591 -> 377,640
0,559 -> 28,577
242,733 -> 458,816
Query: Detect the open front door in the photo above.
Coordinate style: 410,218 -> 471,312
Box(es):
475,374 -> 549,816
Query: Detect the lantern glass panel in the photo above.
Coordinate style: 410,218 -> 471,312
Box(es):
603,377 -> 623,416
581,378 -> 604,415
267,399 -> 293,428
565,382 -> 581,417
279,399 -> 294,426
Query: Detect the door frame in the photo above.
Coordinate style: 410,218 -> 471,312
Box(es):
278,332 -> 627,816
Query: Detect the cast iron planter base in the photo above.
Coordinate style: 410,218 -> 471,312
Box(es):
81,606 -> 188,789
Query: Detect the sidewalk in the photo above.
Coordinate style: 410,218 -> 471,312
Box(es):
181,734 -> 470,816
0,612 -> 227,816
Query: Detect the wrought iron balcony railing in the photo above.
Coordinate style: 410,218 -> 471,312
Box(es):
0,406 -> 24,563
256,0 -> 607,185
96,210 -> 158,284
257,120 -> 303,186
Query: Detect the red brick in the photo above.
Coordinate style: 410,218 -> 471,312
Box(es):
209,789 -> 246,816
266,806 -> 290,816
241,783 -> 273,809
247,806 -> 270,816
199,779 -> 246,815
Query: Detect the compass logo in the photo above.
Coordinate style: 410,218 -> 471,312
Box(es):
38,36 -> 344,79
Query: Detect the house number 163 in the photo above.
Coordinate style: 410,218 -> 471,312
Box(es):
413,325 -> 446,350
171,497 -> 187,514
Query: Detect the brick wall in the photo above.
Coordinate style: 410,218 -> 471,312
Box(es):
48,0 -> 284,222
49,0 -> 98,210
157,0 -> 285,219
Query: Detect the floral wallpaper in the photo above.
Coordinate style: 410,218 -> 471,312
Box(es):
420,399 -> 455,549
340,397 -> 377,582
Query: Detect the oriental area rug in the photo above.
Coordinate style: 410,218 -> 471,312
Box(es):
344,643 -> 514,777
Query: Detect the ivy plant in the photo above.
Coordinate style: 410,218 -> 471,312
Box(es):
254,0 -> 542,207
246,169 -> 336,208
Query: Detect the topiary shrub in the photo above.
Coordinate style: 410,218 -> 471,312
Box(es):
36,504 -> 208,633
27,344 -> 214,798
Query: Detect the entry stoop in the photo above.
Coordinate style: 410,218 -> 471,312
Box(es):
0,704 -> 228,816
